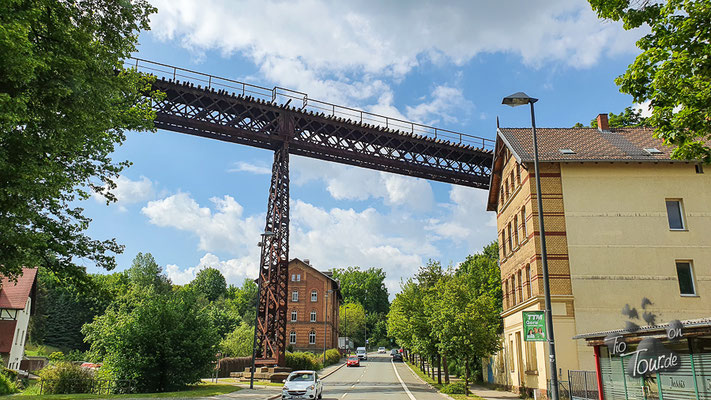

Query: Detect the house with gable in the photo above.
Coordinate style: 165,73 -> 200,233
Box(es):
0,268 -> 38,370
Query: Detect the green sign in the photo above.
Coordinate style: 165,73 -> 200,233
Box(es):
523,311 -> 546,342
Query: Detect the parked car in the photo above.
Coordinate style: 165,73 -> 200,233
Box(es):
378,347 -> 386,354
356,346 -> 367,360
282,370 -> 323,400
346,355 -> 360,367
390,349 -> 398,356
392,352 -> 403,362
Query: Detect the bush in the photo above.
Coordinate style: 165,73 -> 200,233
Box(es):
323,349 -> 341,366
49,351 -> 65,362
285,352 -> 322,371
38,362 -> 93,394
441,382 -> 467,394
0,372 -> 18,395
217,357 -> 252,378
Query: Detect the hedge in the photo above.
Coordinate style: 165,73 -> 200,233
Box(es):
285,352 -> 322,371
217,357 -> 252,378
323,349 -> 341,366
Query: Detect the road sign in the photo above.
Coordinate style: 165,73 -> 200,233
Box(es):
523,311 -> 546,342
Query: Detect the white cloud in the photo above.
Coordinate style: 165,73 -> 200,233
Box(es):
165,264 -> 198,285
228,161 -> 272,175
405,85 -> 473,126
292,156 -> 434,212
633,100 -> 653,118
141,192 -> 263,254
149,1 -> 642,81
93,175 -> 154,211
426,185 -> 497,249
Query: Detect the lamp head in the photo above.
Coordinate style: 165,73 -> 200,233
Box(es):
502,92 -> 538,107
261,231 -> 275,238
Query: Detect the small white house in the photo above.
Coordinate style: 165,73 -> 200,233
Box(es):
0,268 -> 37,370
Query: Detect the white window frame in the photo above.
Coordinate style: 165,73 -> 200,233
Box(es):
311,290 -> 318,302
309,330 -> 316,345
310,310 -> 317,322
676,261 -> 697,296
292,291 -> 299,302
290,331 -> 296,344
666,199 -> 686,230
291,274 -> 295,282
291,310 -> 297,322
297,274 -> 301,282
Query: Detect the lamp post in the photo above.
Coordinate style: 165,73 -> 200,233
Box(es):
502,92 -> 559,400
323,289 -> 333,365
250,231 -> 275,390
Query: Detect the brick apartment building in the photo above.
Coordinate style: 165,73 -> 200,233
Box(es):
286,259 -> 341,352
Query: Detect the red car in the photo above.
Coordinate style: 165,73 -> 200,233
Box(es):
346,356 -> 360,367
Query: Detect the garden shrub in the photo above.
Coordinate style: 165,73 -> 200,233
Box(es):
324,349 -> 341,366
38,362 -> 93,394
441,382 -> 467,394
285,352 -> 322,371
0,372 -> 18,395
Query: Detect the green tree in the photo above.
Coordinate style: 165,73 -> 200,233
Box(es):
126,253 -> 171,292
225,279 -> 258,326
588,0 -> 711,163
82,286 -> 219,392
339,302 -> 366,344
191,267 -> 227,302
219,322 -> 254,357
574,107 -> 651,128
205,301 -> 241,339
331,267 -> 389,315
0,0 -> 159,281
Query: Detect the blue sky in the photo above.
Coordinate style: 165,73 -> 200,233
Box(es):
81,0 -> 648,295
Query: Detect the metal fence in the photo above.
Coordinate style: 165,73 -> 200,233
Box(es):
39,378 -> 137,395
124,57 -> 495,151
568,370 -> 598,400
548,379 -> 572,400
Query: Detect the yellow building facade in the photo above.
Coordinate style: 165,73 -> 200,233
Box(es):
484,116 -> 711,398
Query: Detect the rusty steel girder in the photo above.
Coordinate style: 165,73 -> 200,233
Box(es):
254,142 -> 290,366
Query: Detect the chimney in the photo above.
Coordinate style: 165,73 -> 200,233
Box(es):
597,113 -> 609,131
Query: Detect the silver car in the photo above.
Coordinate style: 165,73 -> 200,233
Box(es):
282,370 -> 323,400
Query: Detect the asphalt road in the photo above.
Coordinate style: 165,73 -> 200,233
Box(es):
319,353 -> 446,400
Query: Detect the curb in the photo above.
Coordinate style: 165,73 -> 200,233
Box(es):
267,361 -> 346,400
402,361 -> 455,400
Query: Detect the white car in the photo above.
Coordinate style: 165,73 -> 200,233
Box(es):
282,370 -> 323,400
378,347 -> 386,354
356,346 -> 367,360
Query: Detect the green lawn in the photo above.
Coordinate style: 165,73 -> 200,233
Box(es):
14,383 -> 240,399
404,360 -> 483,400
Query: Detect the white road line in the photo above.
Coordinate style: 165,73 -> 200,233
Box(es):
392,359 -> 417,400
341,394 -> 348,398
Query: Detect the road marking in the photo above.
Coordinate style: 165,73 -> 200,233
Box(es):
341,394 -> 348,398
392,359 -> 417,400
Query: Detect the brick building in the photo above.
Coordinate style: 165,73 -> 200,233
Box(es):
286,259 -> 341,352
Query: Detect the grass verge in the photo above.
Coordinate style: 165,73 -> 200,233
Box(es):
16,383 -> 240,399
404,360 -> 483,400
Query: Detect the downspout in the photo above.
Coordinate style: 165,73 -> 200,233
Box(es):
594,345 -> 604,400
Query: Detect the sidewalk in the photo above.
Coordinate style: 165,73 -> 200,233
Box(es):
468,384 -> 521,400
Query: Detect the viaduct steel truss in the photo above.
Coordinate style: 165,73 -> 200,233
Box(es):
137,60 -> 494,366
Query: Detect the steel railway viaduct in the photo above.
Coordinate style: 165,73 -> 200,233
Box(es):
131,59 -> 494,366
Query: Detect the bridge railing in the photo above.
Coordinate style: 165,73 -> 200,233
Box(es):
126,58 -> 495,150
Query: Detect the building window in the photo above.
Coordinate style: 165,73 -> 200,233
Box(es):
696,164 -> 704,174
309,330 -> 316,345
504,178 -> 509,200
291,274 -> 296,282
310,310 -> 317,322
510,171 -> 515,193
507,223 -> 513,253
311,290 -> 318,302
290,331 -> 296,344
509,338 -> 515,372
291,310 -> 297,322
526,264 -> 532,298
676,262 -> 696,296
666,200 -> 685,230
297,274 -> 301,282
501,233 -> 507,257
513,215 -> 519,246
521,207 -> 527,238
516,164 -> 521,186
525,341 -> 538,372
504,280 -> 509,308
292,291 -> 299,302
517,270 -> 523,302
511,276 -> 517,305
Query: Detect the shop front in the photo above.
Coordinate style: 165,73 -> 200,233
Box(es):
575,318 -> 711,400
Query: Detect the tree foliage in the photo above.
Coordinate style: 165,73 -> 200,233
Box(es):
126,253 -> 172,292
0,0 -> 159,281
332,267 -> 389,315
587,0 -> 711,163
219,322 -> 254,357
573,106 -> 651,128
339,302 -> 366,342
82,286 -> 219,393
191,267 -> 227,302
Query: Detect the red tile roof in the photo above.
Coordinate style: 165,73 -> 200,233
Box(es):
0,268 -> 37,310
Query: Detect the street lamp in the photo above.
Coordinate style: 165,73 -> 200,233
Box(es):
250,231 -> 275,390
323,289 -> 333,365
502,92 -> 559,400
